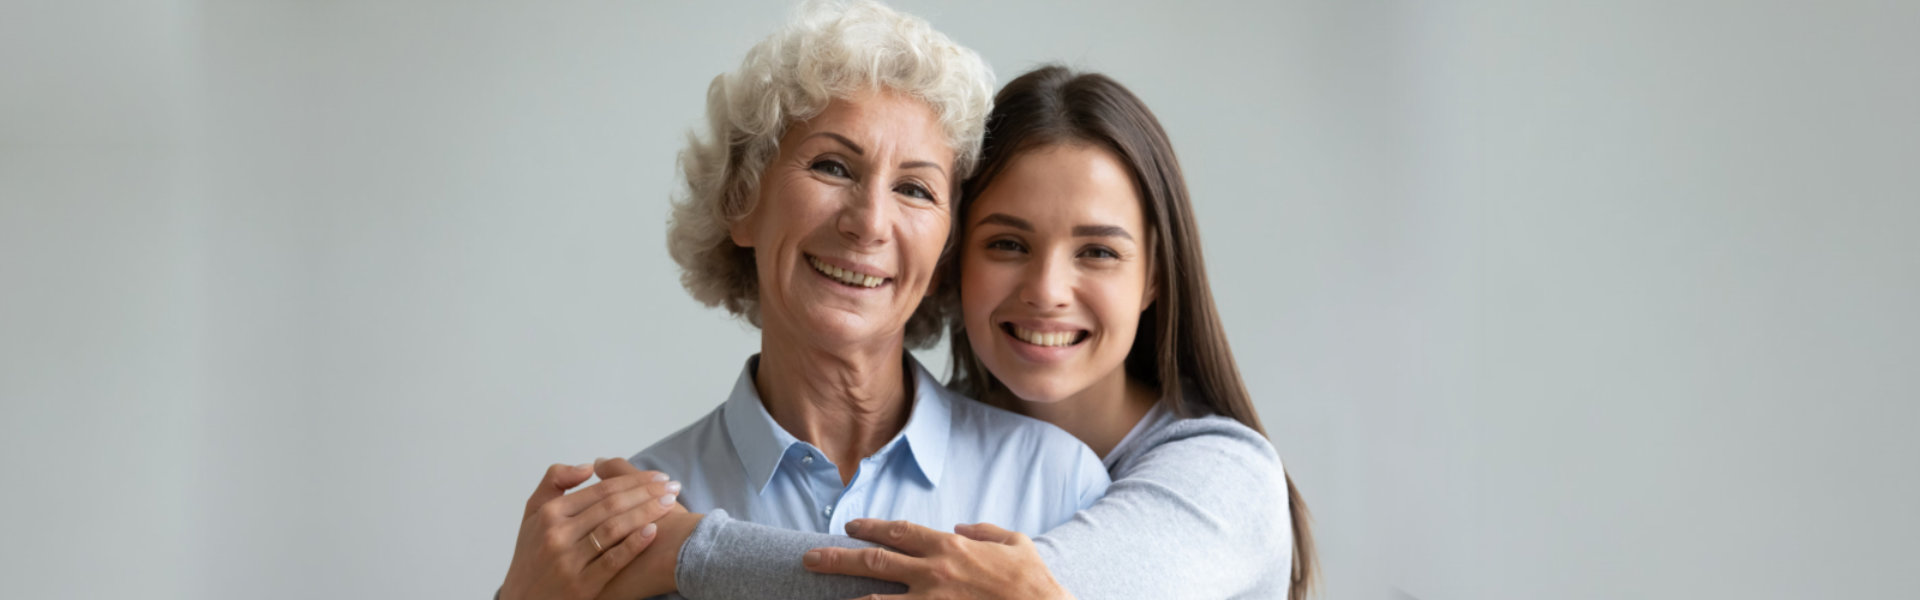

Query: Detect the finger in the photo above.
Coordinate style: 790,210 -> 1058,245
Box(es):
545,472 -> 651,519
801,546 -> 928,583
580,481 -> 683,548
954,521 -> 1023,545
844,519 -> 951,556
594,456 -> 664,482
525,462 -> 594,517
581,521 -> 659,590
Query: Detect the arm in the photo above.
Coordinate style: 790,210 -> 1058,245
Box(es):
675,511 -> 908,599
1021,419 -> 1292,598
809,418 -> 1294,599
671,418 -> 1292,599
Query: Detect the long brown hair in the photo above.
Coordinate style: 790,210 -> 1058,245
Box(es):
942,65 -> 1319,598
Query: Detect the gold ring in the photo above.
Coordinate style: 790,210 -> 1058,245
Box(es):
589,533 -> 605,553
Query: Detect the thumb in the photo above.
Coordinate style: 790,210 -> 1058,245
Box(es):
594,456 -> 643,480
955,522 -> 1021,545
525,462 -> 594,517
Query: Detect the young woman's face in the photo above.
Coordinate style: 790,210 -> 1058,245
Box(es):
960,144 -> 1154,404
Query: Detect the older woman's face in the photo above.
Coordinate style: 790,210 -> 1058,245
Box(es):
730,88 -> 954,351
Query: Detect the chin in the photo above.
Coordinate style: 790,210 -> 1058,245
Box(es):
999,375 -> 1076,405
798,309 -> 896,347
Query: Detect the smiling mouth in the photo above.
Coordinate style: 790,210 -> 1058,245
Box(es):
1001,322 -> 1090,347
807,255 -> 889,289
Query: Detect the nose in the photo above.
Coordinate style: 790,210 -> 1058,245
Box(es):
1018,252 -> 1072,310
837,182 -> 893,248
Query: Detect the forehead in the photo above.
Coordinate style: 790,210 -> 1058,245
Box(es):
971,143 -> 1144,229
786,88 -> 953,161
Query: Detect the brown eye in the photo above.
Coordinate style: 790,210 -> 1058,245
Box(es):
810,159 -> 850,178
895,183 -> 934,202
985,239 -> 1026,253
1079,246 -> 1120,260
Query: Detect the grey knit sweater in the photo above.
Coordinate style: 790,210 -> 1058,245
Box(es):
669,399 -> 1296,599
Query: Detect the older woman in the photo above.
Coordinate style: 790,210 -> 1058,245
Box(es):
496,3 -> 1108,599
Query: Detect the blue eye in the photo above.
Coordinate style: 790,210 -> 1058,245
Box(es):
810,159 -> 850,178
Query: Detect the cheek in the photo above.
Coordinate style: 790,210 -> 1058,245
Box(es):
959,255 -> 1008,324
906,211 -> 951,266
1090,278 -> 1147,344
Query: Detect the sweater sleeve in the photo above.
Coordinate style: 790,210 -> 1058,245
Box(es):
673,509 -> 905,599
672,418 -> 1292,600
1031,417 -> 1294,599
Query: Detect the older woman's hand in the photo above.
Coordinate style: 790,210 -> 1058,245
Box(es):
801,519 -> 1072,600
587,458 -> 698,600
499,462 -> 682,600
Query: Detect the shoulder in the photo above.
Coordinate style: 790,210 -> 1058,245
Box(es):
1115,411 -> 1286,496
1144,413 -> 1279,463
939,387 -> 1109,496
944,387 -> 1089,456
628,404 -> 728,475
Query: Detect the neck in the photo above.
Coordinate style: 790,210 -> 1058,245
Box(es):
754,326 -> 912,485
1020,370 -> 1159,459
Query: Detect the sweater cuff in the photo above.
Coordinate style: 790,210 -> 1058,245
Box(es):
673,508 -> 732,599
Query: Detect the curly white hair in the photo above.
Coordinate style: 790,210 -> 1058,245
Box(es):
665,0 -> 993,347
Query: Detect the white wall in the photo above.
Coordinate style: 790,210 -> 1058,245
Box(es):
3,1 -> 1914,599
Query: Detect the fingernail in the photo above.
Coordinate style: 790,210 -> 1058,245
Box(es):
651,472 -> 669,482
659,493 -> 677,506
803,550 -> 822,567
573,462 -> 592,470
665,481 -> 682,493
844,520 -> 861,535
641,523 -> 657,538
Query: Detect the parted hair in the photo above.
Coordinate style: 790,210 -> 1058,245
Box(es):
665,0 -> 994,348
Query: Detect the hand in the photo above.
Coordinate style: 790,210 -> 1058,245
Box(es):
591,458 -> 701,600
801,519 -> 1071,600
499,461 -> 683,600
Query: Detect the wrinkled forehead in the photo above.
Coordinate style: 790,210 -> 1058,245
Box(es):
781,88 -> 956,166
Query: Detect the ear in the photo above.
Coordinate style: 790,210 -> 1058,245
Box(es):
728,198 -> 758,249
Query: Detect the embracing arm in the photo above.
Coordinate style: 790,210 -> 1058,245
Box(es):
670,511 -> 906,599
670,418 -> 1292,600
1023,418 -> 1293,598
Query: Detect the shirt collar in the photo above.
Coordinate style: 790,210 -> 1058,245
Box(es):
720,354 -> 952,495
898,356 -> 951,486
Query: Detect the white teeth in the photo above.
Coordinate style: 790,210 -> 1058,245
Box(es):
809,256 -> 884,288
1011,325 -> 1082,347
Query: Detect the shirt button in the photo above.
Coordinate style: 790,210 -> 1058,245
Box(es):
802,455 -> 813,465
823,504 -> 834,517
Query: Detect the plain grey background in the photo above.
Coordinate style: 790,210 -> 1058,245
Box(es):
3,1 -> 1915,598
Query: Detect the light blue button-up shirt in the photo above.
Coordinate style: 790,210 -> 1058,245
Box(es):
630,354 -> 1109,536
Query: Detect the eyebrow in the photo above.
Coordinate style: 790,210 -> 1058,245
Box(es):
975,213 -> 1033,231
899,160 -> 947,176
806,131 -> 865,155
1072,224 -> 1134,240
806,132 -> 947,176
975,213 -> 1135,241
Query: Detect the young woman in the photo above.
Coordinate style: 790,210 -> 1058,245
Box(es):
646,65 -> 1319,599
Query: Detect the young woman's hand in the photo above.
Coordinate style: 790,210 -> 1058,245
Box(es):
801,518 -> 1072,600
498,462 -> 682,600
